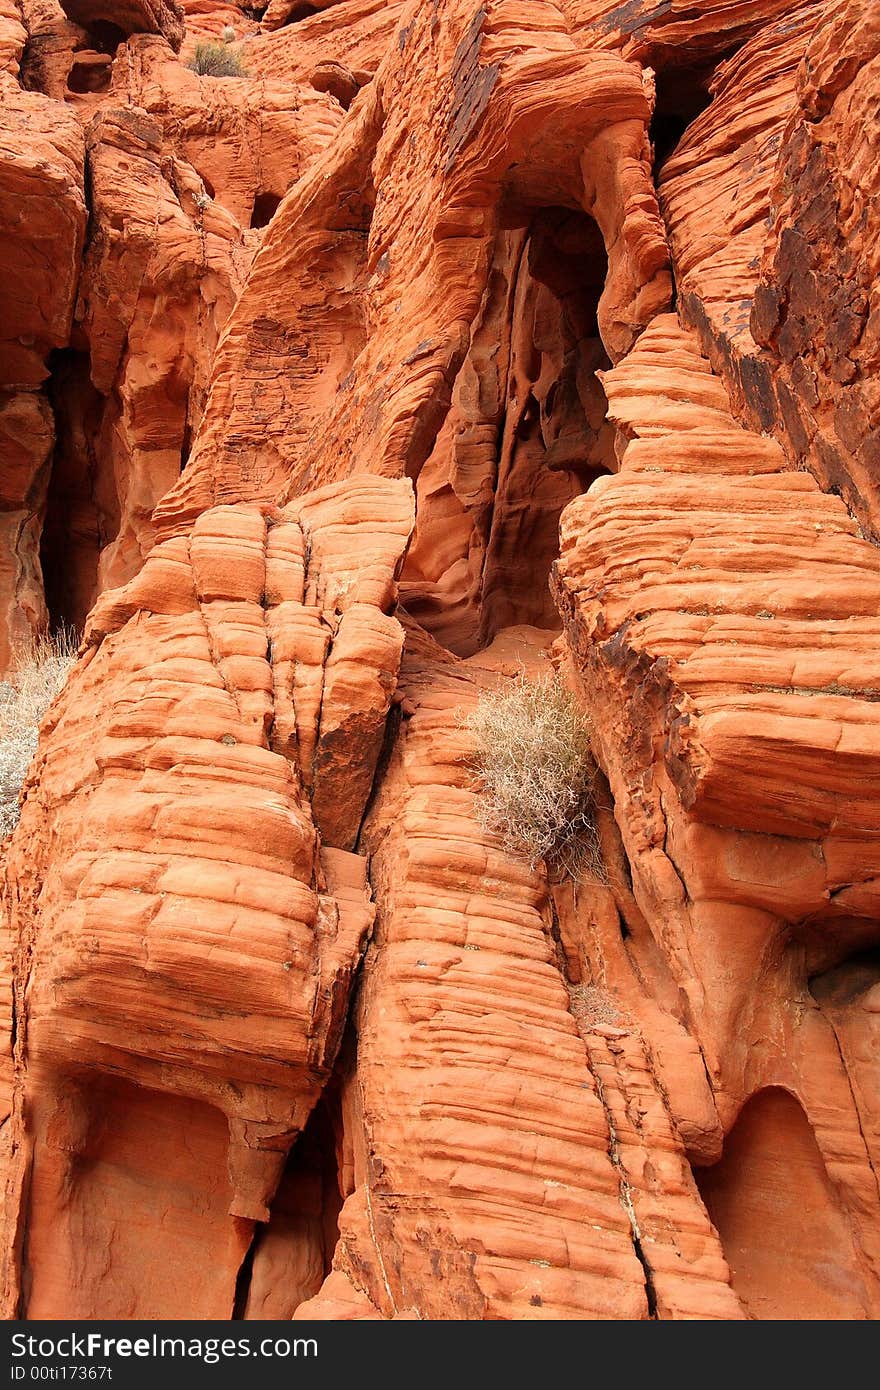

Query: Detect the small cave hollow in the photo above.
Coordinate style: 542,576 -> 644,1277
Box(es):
251,192 -> 283,230
66,54 -> 113,94
283,2 -> 320,23
41,349 -> 105,635
310,63 -> 360,110
234,1091 -> 344,1319
809,946 -> 880,1009
650,61 -> 717,173
80,20 -> 126,54
400,203 -> 616,657
196,171 -> 216,201
696,1087 -> 874,1319
66,20 -> 124,94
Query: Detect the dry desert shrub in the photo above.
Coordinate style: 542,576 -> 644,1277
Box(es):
465,672 -> 603,880
0,628 -> 77,838
188,41 -> 248,77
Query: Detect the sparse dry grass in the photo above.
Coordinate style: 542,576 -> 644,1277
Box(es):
0,628 -> 77,838
465,672 -> 603,880
188,40 -> 248,77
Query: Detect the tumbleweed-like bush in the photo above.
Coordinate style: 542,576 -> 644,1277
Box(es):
0,628 -> 77,838
465,672 -> 603,880
188,41 -> 248,77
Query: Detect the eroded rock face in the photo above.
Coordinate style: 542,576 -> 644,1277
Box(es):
0,80 -> 85,388
58,0 -> 185,50
3,1 -> 348,657
46,43 -> 343,621
0,395 -> 54,670
660,0 -> 880,538
554,313 -> 880,1315
0,50 -> 86,668
2,0 -> 880,1321
2,476 -> 411,1315
294,625 -> 742,1320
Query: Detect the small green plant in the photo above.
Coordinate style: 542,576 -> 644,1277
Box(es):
187,40 -> 248,78
464,671 -> 602,880
0,628 -> 77,838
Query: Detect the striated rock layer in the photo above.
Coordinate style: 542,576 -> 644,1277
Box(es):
3,474 -> 412,1316
1,0 -> 879,1322
0,47 -> 86,668
554,314 -> 880,1317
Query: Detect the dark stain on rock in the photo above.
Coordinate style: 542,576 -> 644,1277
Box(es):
444,8 -> 499,174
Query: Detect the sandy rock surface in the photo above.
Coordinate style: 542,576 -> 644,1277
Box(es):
1,0 -> 879,1321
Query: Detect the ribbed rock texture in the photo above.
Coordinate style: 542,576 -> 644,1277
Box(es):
1,0 -> 879,1322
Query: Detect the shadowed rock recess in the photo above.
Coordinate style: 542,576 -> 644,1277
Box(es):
0,0 -> 878,1321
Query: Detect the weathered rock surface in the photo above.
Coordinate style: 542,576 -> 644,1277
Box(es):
251,0 -> 403,87
0,56 -> 86,667
0,68 -> 85,387
0,0 -> 26,74
660,0 -> 880,539
2,0 -> 880,1323
295,626 -> 742,1320
0,395 -> 54,672
58,0 -> 185,50
401,212 -> 617,655
554,313 -> 880,1315
155,5 -> 668,537
1,5 -> 348,654
13,18 -> 347,639
2,475 -> 411,1316
57,44 -> 340,611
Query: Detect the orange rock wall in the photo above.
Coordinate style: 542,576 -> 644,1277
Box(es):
1,0 -> 879,1321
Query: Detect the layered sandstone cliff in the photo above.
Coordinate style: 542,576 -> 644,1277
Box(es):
1,0 -> 879,1320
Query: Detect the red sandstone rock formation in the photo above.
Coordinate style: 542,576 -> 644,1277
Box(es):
0,42 -> 86,668
1,0 -> 879,1321
4,0 -> 347,644
59,0 -> 185,51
